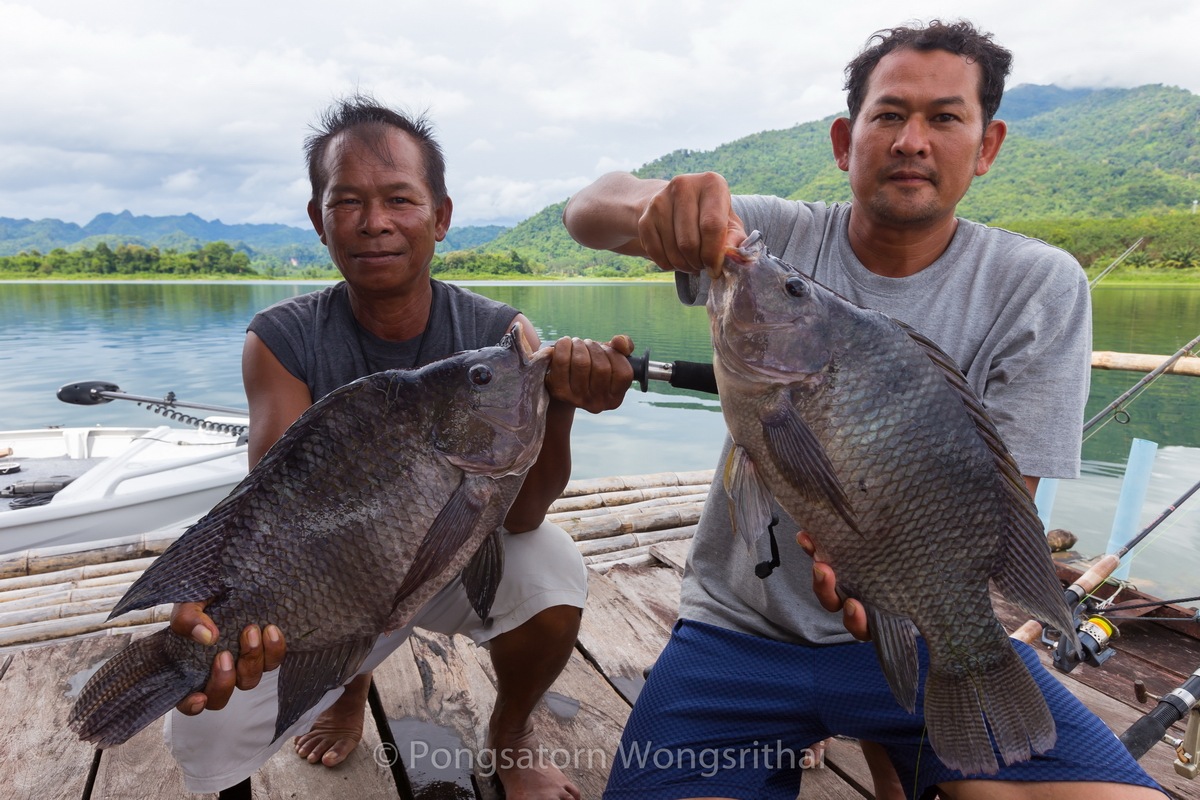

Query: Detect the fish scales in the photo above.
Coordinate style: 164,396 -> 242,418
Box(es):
708,232 -> 1080,776
70,326 -> 549,748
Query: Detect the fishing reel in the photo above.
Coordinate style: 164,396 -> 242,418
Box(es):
1044,609 -> 1119,674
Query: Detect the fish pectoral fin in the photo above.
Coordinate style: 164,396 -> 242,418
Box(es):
761,395 -> 858,533
723,445 -> 777,552
462,528 -> 505,622
389,475 -> 494,619
273,635 -> 378,742
865,604 -> 920,713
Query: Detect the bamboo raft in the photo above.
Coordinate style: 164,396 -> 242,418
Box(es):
1,470 -> 1198,799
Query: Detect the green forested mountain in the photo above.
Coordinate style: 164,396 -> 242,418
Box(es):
484,83 -> 1200,274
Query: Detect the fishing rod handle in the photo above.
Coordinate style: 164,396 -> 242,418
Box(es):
626,349 -> 719,395
1120,668 -> 1200,760
1064,554 -> 1122,605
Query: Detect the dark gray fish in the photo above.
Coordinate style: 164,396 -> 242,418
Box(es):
708,232 -> 1080,776
70,325 -> 550,747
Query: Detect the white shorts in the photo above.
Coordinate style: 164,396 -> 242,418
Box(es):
164,521 -> 587,793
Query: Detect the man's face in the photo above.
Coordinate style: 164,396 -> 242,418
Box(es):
832,47 -> 1005,231
307,127 -> 451,296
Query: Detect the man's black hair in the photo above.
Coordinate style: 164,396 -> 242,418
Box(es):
305,94 -> 448,204
844,20 -> 1013,128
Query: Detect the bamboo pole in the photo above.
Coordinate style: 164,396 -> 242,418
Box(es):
1091,351 -> 1200,377
549,492 -> 708,523
0,558 -> 155,593
557,470 -> 715,498
549,484 -> 710,514
564,506 -> 704,542
0,605 -> 171,647
0,581 -> 133,613
0,528 -> 182,580
576,525 -> 698,558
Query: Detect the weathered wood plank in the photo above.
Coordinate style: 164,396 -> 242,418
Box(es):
804,736 -> 873,799
372,628 -> 631,800
648,538 -> 690,574
372,630 -> 496,799
0,637 -> 129,799
90,718 -> 215,800
254,707 -> 399,800
600,564 -> 682,631
577,569 -> 675,704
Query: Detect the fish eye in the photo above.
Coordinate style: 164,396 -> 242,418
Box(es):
785,276 -> 808,298
469,364 -> 493,386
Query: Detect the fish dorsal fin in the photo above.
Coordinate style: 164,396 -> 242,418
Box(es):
894,320 -> 1030,506
273,634 -> 378,741
389,474 -> 494,621
760,390 -> 859,533
896,320 -> 1080,654
107,503 -> 238,617
110,373 -> 401,619
462,528 -> 505,622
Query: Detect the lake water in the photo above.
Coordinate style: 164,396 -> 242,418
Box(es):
2,280 -> 1198,601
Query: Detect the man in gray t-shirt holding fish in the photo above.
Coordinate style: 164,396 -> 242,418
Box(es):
565,18 -> 1163,800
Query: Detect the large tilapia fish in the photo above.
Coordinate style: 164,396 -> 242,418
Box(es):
708,232 -> 1080,776
70,325 -> 550,747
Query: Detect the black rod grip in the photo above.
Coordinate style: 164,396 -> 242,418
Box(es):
669,361 -> 719,395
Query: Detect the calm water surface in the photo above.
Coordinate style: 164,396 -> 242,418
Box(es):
1,280 -> 1197,600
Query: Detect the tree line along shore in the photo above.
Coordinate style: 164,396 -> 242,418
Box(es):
0,212 -> 1197,283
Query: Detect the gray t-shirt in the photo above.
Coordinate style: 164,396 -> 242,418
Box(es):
677,197 -> 1091,644
248,280 -> 519,401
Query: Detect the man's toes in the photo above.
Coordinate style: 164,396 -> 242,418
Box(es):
322,741 -> 354,766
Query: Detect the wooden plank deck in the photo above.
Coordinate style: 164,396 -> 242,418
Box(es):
1,473 -> 1198,799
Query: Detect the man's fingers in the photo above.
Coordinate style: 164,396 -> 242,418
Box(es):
235,625 -> 265,691
545,336 -> 634,414
811,563 -> 841,613
169,601 -> 217,646
843,599 -> 871,642
201,651 -> 236,712
263,624 -> 286,671
176,692 -> 207,716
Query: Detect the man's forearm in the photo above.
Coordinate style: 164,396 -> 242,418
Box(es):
563,172 -> 664,253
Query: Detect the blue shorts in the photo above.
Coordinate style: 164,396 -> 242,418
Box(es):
603,619 -> 1162,799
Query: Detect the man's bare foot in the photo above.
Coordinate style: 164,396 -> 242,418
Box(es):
294,673 -> 370,767
488,724 -> 581,800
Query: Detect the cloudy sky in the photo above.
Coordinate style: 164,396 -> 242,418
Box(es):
3,1 -> 1198,232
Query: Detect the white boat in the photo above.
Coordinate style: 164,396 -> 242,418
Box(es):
0,419 -> 248,554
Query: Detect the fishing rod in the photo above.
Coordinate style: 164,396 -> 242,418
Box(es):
1044,475 -> 1200,673
1119,664 -> 1200,775
1084,332 -> 1200,434
56,380 -> 249,435
626,349 -> 719,395
1088,238 -> 1145,290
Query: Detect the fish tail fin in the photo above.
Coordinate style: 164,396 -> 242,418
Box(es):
924,644 -> 1055,776
69,628 -> 205,747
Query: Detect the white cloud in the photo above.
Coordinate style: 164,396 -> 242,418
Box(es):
0,0 -> 1197,228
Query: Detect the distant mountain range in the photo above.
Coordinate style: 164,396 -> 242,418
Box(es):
3,83 -> 1197,273
0,210 -> 511,263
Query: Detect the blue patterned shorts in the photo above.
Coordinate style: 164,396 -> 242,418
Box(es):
603,619 -> 1163,799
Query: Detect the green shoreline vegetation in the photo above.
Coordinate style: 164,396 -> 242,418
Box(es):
0,212 -> 1197,284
